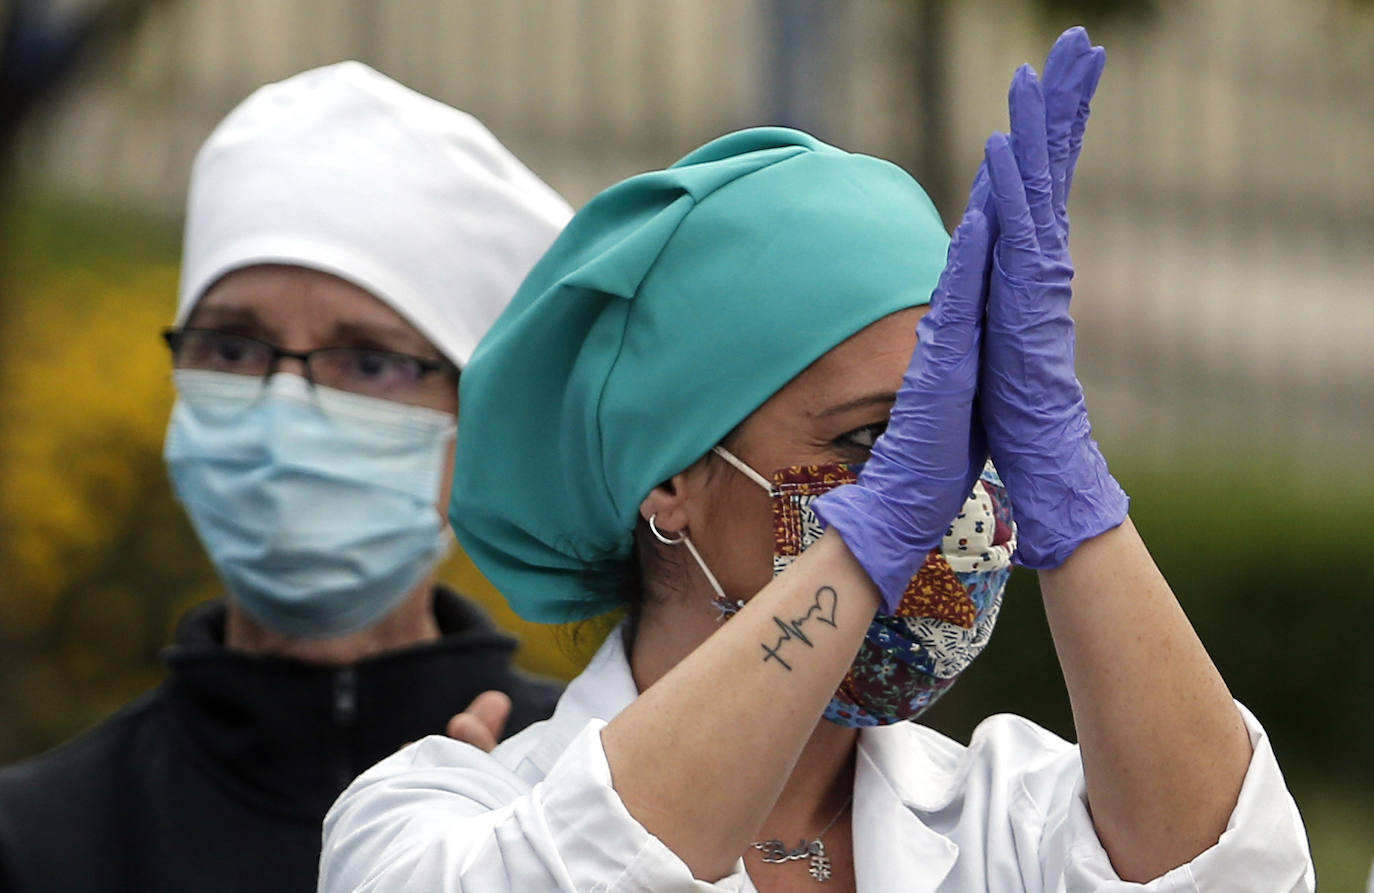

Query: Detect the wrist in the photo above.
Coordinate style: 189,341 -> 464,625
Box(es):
813,485 -> 939,612
809,529 -> 883,612
996,439 -> 1128,570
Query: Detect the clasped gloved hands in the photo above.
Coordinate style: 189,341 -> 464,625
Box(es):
981,40 -> 1129,570
814,27 -> 1121,612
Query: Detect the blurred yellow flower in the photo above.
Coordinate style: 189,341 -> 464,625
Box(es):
0,264 -> 178,637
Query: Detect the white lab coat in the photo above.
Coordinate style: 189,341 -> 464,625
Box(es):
320,626 -> 1314,892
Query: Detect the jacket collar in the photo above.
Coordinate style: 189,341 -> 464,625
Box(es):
163,587 -> 524,820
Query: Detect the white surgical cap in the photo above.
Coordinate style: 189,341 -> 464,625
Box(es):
176,61 -> 572,366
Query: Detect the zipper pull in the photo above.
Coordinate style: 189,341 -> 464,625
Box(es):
334,666 -> 358,727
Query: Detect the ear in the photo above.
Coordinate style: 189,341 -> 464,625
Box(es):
638,472 -> 693,537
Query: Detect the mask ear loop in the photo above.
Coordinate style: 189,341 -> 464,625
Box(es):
702,446 -> 773,620
648,513 -> 744,620
710,445 -> 773,492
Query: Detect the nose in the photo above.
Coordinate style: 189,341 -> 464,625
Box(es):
264,346 -> 315,387
271,355 -> 312,378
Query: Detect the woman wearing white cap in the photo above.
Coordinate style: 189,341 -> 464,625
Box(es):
0,62 -> 570,893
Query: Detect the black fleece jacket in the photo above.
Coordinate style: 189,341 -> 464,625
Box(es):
0,588 -> 562,892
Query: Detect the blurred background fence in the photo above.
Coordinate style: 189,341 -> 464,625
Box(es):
2,0 -> 1372,887
12,0 -> 1374,462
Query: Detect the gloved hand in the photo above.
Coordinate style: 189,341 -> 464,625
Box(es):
980,63 -> 1129,570
812,193 -> 991,613
1039,26 -> 1105,241
812,27 -> 1112,608
966,27 -> 1106,241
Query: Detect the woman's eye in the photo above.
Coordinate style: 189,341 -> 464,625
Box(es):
208,335 -> 254,368
340,351 -> 408,381
837,422 -> 886,451
355,352 -> 389,378
331,350 -> 423,386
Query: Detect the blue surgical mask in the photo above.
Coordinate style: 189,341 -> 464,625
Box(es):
164,370 -> 456,638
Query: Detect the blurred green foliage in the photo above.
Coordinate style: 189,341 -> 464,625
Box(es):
928,457 -> 1374,777
1,192 -> 1370,889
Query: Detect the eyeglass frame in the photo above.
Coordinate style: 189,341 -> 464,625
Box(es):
161,326 -> 458,398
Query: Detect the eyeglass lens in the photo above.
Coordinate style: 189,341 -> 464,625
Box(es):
170,330 -> 440,404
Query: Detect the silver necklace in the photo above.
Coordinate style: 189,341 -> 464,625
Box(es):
749,795 -> 852,883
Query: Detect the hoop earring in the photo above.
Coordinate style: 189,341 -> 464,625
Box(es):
648,513 -> 686,545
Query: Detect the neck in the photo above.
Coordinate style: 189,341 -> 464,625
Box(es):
224,574 -> 442,665
756,718 -> 858,842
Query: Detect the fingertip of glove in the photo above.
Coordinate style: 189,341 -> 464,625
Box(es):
982,136 -> 1023,228
957,207 -> 987,233
1087,47 -> 1107,87
947,209 -> 991,281
1010,71 -> 1047,119
983,134 -> 1020,195
966,166 -> 992,218
1012,63 -> 1041,92
1060,25 -> 1089,44
1044,27 -> 1092,82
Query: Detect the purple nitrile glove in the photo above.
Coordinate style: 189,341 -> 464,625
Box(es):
1040,27 -> 1106,239
812,194 -> 991,614
967,27 -> 1107,242
980,69 -> 1128,570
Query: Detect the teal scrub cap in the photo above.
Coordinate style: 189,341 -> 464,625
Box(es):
451,127 -> 950,622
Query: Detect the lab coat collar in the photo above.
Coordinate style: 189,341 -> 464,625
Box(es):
520,625 -> 965,891
852,726 -> 961,892
522,623 -> 640,776
858,717 -> 970,811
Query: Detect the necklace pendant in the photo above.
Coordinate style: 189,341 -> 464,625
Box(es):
749,793 -> 850,882
754,838 -> 812,864
808,840 -> 832,883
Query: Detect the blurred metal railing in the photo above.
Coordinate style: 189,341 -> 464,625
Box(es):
14,0 -> 1374,468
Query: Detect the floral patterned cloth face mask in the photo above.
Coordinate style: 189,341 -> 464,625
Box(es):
709,446 -> 1016,726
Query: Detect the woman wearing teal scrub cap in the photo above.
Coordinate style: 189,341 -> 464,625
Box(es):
322,29 -> 1313,892
450,125 -> 952,622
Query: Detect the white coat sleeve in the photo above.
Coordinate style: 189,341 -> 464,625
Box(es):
318,720 -> 751,893
1029,702 -> 1315,892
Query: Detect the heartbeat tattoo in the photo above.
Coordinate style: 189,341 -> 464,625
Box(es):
760,586 -> 839,671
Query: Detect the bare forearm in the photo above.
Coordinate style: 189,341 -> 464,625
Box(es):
1040,517 -> 1251,882
601,533 -> 880,880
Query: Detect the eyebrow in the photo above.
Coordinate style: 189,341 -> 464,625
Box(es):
813,391 -> 898,419
329,321 -> 439,358
188,304 -> 264,329
184,308 -> 440,359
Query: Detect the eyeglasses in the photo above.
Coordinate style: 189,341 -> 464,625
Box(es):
162,327 -> 456,406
